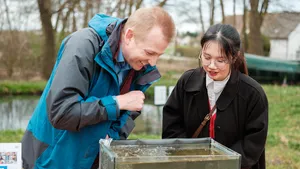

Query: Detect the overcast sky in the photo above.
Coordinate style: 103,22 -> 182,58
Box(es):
2,0 -> 300,33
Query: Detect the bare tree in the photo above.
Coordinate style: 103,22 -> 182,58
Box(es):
110,0 -> 123,16
0,0 -> 34,78
174,0 -> 207,33
59,0 -> 80,41
136,0 -> 143,9
72,10 -> 77,32
199,0 -> 205,33
0,0 -> 4,37
220,0 -> 225,24
210,0 -> 215,25
128,0 -> 134,16
120,0 -> 128,18
115,0 -> 123,17
54,0 -> 62,32
37,0 -> 56,79
177,2 -> 199,25
248,0 -> 269,55
3,0 -> 12,31
241,0 -> 248,51
1,0 -> 20,77
83,0 -> 92,28
233,0 -> 236,26
1,0 -> 14,77
95,0 -> 101,14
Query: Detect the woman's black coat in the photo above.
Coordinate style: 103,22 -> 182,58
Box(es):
162,68 -> 268,169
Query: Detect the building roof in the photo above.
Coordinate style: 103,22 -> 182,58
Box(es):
261,13 -> 300,39
224,12 -> 300,39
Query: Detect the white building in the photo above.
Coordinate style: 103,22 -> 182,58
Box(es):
225,12 -> 300,61
262,13 -> 300,61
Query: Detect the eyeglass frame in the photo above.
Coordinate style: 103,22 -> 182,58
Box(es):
198,53 -> 230,69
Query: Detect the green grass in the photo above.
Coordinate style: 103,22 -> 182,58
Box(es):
0,130 -> 161,143
0,80 -> 46,95
0,130 -> 24,142
128,133 -> 161,140
262,85 -> 300,169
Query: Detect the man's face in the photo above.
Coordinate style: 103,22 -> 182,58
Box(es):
122,26 -> 169,71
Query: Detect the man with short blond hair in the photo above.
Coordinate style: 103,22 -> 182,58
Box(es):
22,6 -> 175,169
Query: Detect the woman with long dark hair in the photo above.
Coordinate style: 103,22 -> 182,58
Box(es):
162,24 -> 268,169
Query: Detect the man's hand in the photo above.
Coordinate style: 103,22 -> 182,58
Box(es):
116,91 -> 145,111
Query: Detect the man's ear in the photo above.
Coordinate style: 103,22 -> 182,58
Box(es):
124,28 -> 134,45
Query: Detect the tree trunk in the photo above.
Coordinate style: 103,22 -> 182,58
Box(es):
3,0 -> 12,31
72,11 -> 77,32
199,0 -> 205,33
3,0 -> 14,77
110,0 -> 122,17
89,0 -> 96,21
116,0 -> 123,17
37,0 -> 56,79
233,0 -> 236,26
59,1 -> 79,41
241,0 -> 248,51
128,0 -> 134,16
59,9 -> 71,41
248,0 -> 265,55
220,0 -> 225,24
83,0 -> 91,27
210,0 -> 215,26
54,0 -> 62,32
95,0 -> 101,14
136,0 -> 143,9
120,0 -> 128,18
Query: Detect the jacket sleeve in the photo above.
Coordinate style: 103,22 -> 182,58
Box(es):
162,73 -> 187,138
116,111 -> 140,140
230,90 -> 268,168
46,28 -> 119,132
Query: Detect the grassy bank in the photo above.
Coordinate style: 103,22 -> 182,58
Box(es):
0,130 -> 24,142
0,81 -> 46,96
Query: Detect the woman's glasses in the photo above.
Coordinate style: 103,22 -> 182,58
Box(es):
198,54 -> 229,69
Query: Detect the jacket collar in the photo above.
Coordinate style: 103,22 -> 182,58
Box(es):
184,67 -> 240,111
107,19 -> 127,59
184,68 -> 205,92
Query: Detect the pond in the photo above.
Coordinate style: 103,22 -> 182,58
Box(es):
0,96 -> 163,135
